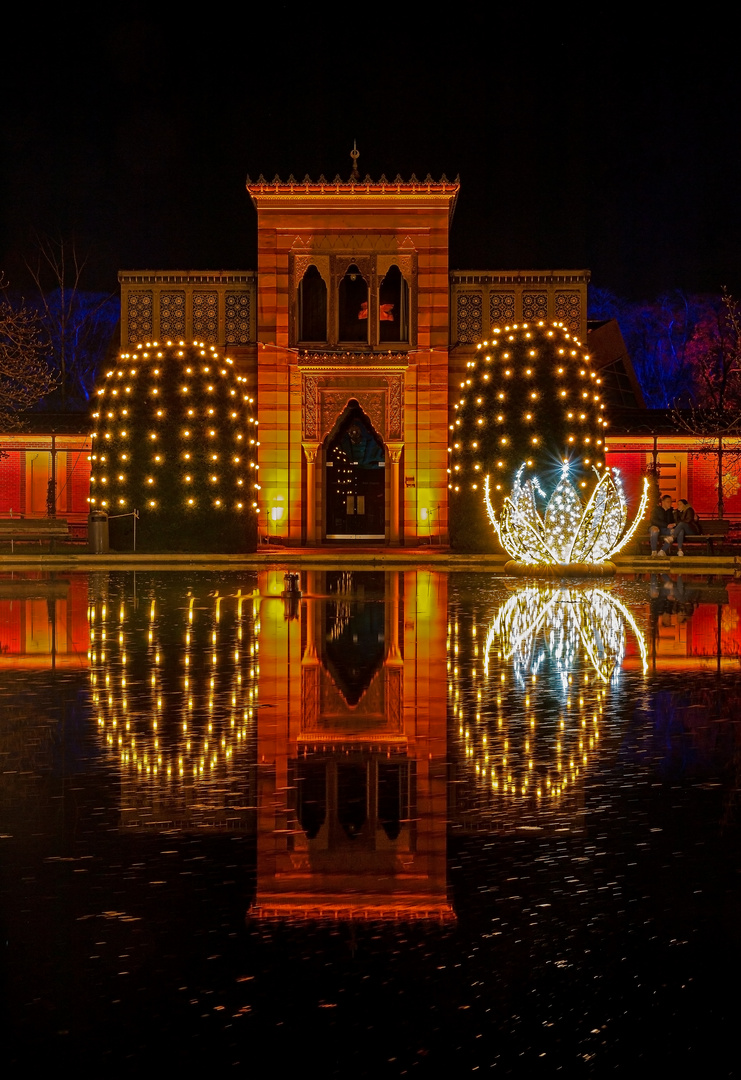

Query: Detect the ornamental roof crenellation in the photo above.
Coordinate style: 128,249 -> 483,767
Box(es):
246,172 -> 460,196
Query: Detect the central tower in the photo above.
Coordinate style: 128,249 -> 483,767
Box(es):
248,166 -> 458,545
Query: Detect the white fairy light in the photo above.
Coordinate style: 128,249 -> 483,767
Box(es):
484,584 -> 648,684
484,466 -> 649,566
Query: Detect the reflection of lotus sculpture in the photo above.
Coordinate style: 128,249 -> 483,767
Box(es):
485,463 -> 648,575
447,583 -> 649,820
485,584 -> 648,685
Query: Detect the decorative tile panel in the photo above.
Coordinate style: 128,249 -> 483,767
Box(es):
159,291 -> 185,337
456,292 -> 483,344
322,390 -> 385,440
555,293 -> 582,333
489,292 -> 515,328
292,255 -> 313,291
387,375 -> 404,440
127,291 -> 153,344
303,375 -> 318,439
225,291 -> 251,344
192,291 -> 218,342
522,293 -> 548,321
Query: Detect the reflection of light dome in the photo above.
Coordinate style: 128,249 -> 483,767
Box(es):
89,584 -> 260,826
485,462 -> 648,568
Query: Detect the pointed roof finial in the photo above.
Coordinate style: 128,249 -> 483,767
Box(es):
350,140 -> 360,181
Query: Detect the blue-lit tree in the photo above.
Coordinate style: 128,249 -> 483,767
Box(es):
588,287 -> 712,409
25,236 -> 119,409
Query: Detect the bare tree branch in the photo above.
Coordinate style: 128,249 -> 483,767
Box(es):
24,234 -> 118,406
0,274 -> 58,442
673,289 -> 741,515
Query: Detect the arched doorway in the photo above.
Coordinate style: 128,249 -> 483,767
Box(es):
325,402 -> 386,540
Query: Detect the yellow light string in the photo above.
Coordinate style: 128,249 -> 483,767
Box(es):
89,341 -> 257,521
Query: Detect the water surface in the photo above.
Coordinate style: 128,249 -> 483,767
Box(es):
1,568 -> 739,1073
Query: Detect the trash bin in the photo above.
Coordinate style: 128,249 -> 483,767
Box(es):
88,510 -> 109,553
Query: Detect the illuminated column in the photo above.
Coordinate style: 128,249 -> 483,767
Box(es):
302,442 -> 321,544
388,441 -> 404,545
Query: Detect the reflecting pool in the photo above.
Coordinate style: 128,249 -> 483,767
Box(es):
2,569 -> 740,1073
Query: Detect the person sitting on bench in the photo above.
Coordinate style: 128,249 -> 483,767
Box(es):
649,493 -> 688,556
676,499 -> 700,538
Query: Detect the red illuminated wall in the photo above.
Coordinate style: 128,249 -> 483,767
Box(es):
606,440 -> 741,520
688,451 -> 741,518
0,452 -> 22,514
687,588 -> 741,658
0,436 -> 91,522
603,450 -> 645,511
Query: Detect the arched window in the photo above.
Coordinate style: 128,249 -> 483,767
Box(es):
338,264 -> 368,343
298,265 -> 327,342
379,265 -> 409,344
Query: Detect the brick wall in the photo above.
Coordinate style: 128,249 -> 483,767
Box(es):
67,445 -> 92,517
688,451 -> 741,517
0,452 -> 22,515
0,437 -> 91,522
603,450 -> 645,512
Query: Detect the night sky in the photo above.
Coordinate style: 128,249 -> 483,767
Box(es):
2,12 -> 739,301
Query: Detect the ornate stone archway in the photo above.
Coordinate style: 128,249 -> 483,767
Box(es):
299,356 -> 406,543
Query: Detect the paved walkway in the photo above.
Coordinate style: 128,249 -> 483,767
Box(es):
0,546 -> 738,572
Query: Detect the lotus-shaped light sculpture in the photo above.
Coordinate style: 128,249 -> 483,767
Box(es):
484,462 -> 648,572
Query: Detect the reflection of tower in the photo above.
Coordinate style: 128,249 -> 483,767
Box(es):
448,583 -> 647,831
89,575 -> 260,830
252,569 -> 452,922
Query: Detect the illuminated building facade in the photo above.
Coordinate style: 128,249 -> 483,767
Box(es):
117,170 -> 594,547
109,166 -> 740,546
4,168 -> 740,541
248,175 -> 457,545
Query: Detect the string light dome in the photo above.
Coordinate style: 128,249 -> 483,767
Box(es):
89,341 -> 258,551
450,321 -> 605,499
449,321 -> 647,566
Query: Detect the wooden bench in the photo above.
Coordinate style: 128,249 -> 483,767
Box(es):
646,519 -> 731,555
682,520 -> 731,554
0,518 -> 70,553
